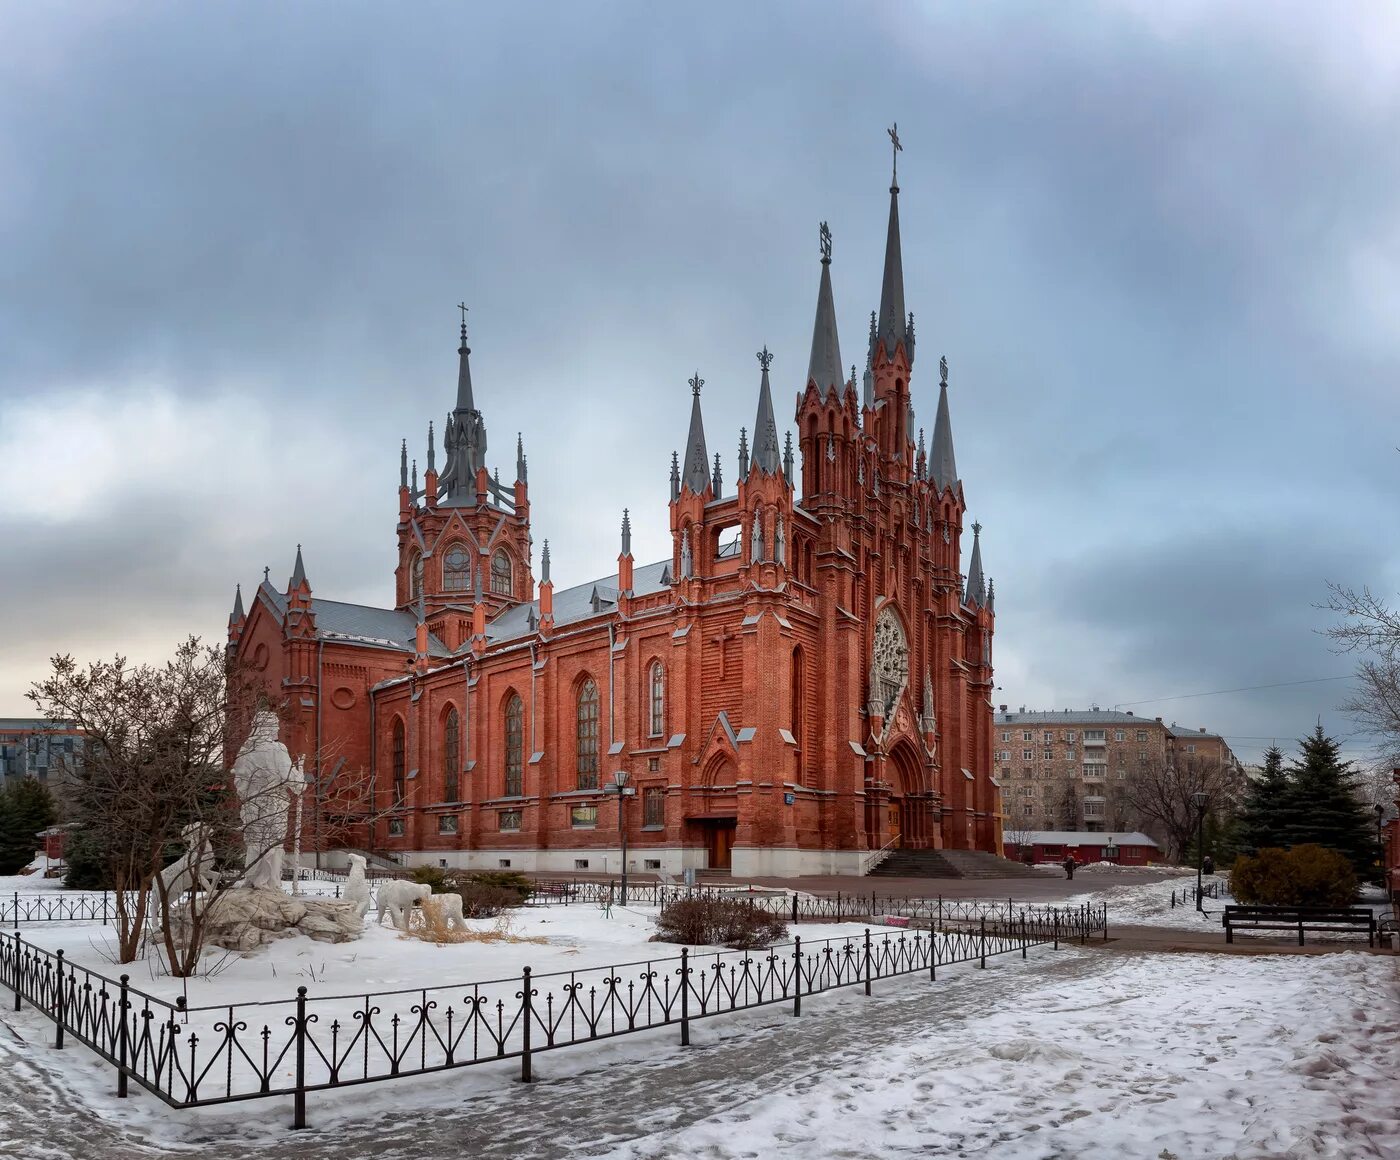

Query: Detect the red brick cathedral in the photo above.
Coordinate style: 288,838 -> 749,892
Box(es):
228,160 -> 1001,877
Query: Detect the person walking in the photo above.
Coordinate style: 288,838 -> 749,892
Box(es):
1063,854 -> 1077,880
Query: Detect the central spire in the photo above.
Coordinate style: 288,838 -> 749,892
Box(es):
751,346 -> 782,476
680,372 -> 711,494
807,222 -> 844,395
455,302 -> 475,413
873,124 -> 910,366
440,305 -> 489,502
929,355 -> 959,493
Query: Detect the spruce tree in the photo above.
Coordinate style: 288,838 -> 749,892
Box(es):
1278,726 -> 1375,874
0,777 -> 57,875
1236,745 -> 1289,853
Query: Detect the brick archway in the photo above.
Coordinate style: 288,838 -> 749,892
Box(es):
887,739 -> 928,849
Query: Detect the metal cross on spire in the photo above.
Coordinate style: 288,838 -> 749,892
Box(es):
819,221 -> 832,264
888,122 -> 903,186
689,371 -> 704,397
457,301 -> 469,341
940,354 -> 948,386
757,346 -> 773,371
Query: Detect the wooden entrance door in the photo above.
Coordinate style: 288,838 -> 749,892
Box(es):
707,822 -> 735,870
887,801 -> 903,848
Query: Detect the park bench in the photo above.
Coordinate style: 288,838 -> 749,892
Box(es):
1222,904 -> 1377,947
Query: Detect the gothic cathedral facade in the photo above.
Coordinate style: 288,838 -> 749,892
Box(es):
227,170 -> 1001,877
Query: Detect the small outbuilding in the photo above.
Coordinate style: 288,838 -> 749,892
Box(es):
1005,831 -> 1161,866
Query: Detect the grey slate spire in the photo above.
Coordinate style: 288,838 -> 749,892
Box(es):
751,346 -> 782,475
711,451 -> 722,495
455,309 -> 474,413
516,433 -> 527,484
621,509 -> 632,556
964,522 -> 987,608
541,539 -> 551,584
289,544 -> 308,591
737,427 -> 749,479
670,450 -> 680,501
681,373 -> 710,494
229,583 -> 245,625
873,159 -> 910,365
807,223 -> 844,395
400,439 -> 408,488
929,355 -> 959,493
441,308 -> 489,502
426,421 -> 436,473
782,431 -> 794,483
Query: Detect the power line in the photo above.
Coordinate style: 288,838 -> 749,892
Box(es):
1111,675 -> 1353,709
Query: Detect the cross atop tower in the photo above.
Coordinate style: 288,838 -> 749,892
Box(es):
819,221 -> 832,264
757,345 -> 773,371
888,122 -> 902,187
689,371 -> 704,397
457,302 -> 469,342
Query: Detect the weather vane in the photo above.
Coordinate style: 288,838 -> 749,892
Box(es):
757,346 -> 773,372
689,371 -> 704,397
939,355 -> 948,386
819,221 -> 832,263
888,122 -> 902,185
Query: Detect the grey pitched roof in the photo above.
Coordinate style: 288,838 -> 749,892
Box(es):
681,382 -> 710,494
807,255 -> 844,394
874,185 -> 908,362
258,582 -> 450,657
963,524 -> 986,609
995,709 -> 1161,726
1010,831 -> 1160,848
1167,724 -> 1224,740
750,355 -> 782,475
484,559 -> 672,643
929,380 -> 958,492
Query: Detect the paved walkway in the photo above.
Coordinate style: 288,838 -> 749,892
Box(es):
1094,922 -> 1397,957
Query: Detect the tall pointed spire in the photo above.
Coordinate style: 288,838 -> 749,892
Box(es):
711,451 -> 723,495
621,509 -> 632,556
670,450 -> 681,501
807,223 -> 844,394
516,433 -> 527,484
782,431 -> 794,483
929,354 -> 959,492
289,544 -> 308,591
751,346 -> 782,475
426,421 -> 436,473
229,583 -> 245,626
441,304 -> 488,502
399,439 -> 408,488
964,521 -> 987,608
873,124 -> 909,365
455,302 -> 474,413
681,373 -> 710,494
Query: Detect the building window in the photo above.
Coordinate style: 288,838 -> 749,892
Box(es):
408,552 -> 423,601
576,679 -> 600,790
499,809 -> 521,832
392,718 -> 406,804
1084,730 -> 1105,742
1136,730 -> 1147,742
1042,748 -> 1053,761
504,694 -> 524,796
1084,800 -> 1106,818
491,549 -> 513,597
1043,731 -> 1054,742
649,661 -> 666,737
387,817 -> 405,836
644,786 -> 665,827
1114,730 -> 1126,742
648,756 -> 660,772
1022,749 -> 1033,761
1082,763 -> 1107,780
571,805 -> 598,828
1000,731 -> 1011,742
1117,768 -> 1127,780
437,815 -> 459,835
1066,731 -> 1077,742
1186,743 -> 1196,754
1022,731 -> 1033,742
1023,805 -> 1034,816
443,707 -> 460,801
443,543 -> 473,592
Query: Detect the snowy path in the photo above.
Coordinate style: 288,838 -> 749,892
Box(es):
3,946 -> 1399,1159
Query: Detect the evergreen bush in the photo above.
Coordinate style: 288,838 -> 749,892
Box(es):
1231,843 -> 1358,907
0,778 -> 57,876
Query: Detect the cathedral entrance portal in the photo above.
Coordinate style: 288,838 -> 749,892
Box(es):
695,819 -> 736,870
887,801 -> 904,849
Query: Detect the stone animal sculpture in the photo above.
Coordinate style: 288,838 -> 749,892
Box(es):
375,879 -> 432,930
231,708 -> 306,891
342,854 -> 372,921
422,891 -> 469,933
159,822 -> 215,899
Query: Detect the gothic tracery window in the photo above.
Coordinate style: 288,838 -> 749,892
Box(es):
443,707 -> 460,801
491,549 -> 513,597
392,718 -> 406,804
408,553 -> 423,601
576,679 -> 600,790
504,694 -> 523,797
648,662 -> 666,737
870,606 -> 910,718
443,544 -> 473,592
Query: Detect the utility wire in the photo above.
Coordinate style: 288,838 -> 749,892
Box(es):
1111,675 -> 1352,709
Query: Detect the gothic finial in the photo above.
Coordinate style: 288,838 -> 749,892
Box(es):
621,508 -> 632,556
457,301 -> 469,344
940,354 -> 948,386
541,538 -> 551,584
738,426 -> 749,479
712,450 -> 723,494
907,311 -> 915,344
411,458 -> 418,491
670,449 -> 680,501
783,431 -> 794,482
426,421 -> 436,473
516,432 -> 527,484
400,438 -> 408,488
972,520 -> 982,537
888,122 -> 902,188
757,346 -> 773,372
850,363 -> 857,390
818,222 -> 832,264
689,371 -> 704,397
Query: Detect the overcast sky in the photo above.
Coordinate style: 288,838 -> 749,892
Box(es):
3,2 -> 1399,765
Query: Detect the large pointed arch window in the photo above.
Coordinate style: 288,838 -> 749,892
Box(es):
443,544 -> 473,592
491,550 -> 513,597
576,679 -> 600,790
392,718 -> 406,804
648,662 -> 666,738
504,695 -> 524,797
408,553 -> 423,601
443,707 -> 460,801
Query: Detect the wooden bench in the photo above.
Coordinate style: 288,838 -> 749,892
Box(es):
1222,904 -> 1376,947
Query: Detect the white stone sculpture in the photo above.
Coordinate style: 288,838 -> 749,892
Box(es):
342,853 -> 372,921
422,892 -> 469,933
168,889 -> 363,953
230,709 -> 305,891
159,822 -> 214,899
375,880 -> 431,930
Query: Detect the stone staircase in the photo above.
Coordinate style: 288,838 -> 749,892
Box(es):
869,848 -> 1043,880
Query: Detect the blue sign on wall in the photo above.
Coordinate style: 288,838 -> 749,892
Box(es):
784,792 -> 795,806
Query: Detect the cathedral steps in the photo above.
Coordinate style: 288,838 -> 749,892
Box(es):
869,849 -> 1043,880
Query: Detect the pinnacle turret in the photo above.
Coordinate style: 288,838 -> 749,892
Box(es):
229,583 -> 245,626
289,544 -> 309,591
806,223 -> 844,395
964,522 -> 987,609
541,539 -> 551,584
670,450 -> 681,502
711,451 -> 723,495
751,346 -> 782,475
680,373 -> 710,494
929,355 -> 959,493
737,427 -> 749,479
621,509 -> 632,556
516,433 -> 527,484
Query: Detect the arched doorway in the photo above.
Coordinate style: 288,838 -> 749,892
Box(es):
887,741 -> 924,850
689,753 -> 739,871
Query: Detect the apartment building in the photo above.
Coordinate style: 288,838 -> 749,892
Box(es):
0,718 -> 83,782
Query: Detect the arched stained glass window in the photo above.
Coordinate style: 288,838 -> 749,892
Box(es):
443,544 -> 473,592
577,679 -> 600,790
408,553 -> 423,601
443,707 -> 460,801
504,695 -> 524,797
648,662 -> 665,737
392,718 -> 406,804
491,550 -> 513,597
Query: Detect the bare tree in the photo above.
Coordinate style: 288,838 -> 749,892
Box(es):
1120,754 -> 1244,862
1325,584 -> 1400,767
1002,822 -> 1035,862
27,638 -> 303,974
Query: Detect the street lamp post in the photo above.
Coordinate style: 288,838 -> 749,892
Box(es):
1375,803 -> 1386,887
605,771 -> 636,906
1192,791 -> 1209,911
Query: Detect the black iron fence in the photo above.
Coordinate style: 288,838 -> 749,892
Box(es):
0,899 -> 1107,1129
1169,878 -> 1228,908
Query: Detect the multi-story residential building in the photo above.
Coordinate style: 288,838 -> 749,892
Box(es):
0,718 -> 83,783
992,707 -> 1238,835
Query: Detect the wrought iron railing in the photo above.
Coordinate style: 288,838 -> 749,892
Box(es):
0,899 -> 1106,1128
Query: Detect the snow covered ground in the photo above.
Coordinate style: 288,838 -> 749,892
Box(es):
1,943 -> 1396,1158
